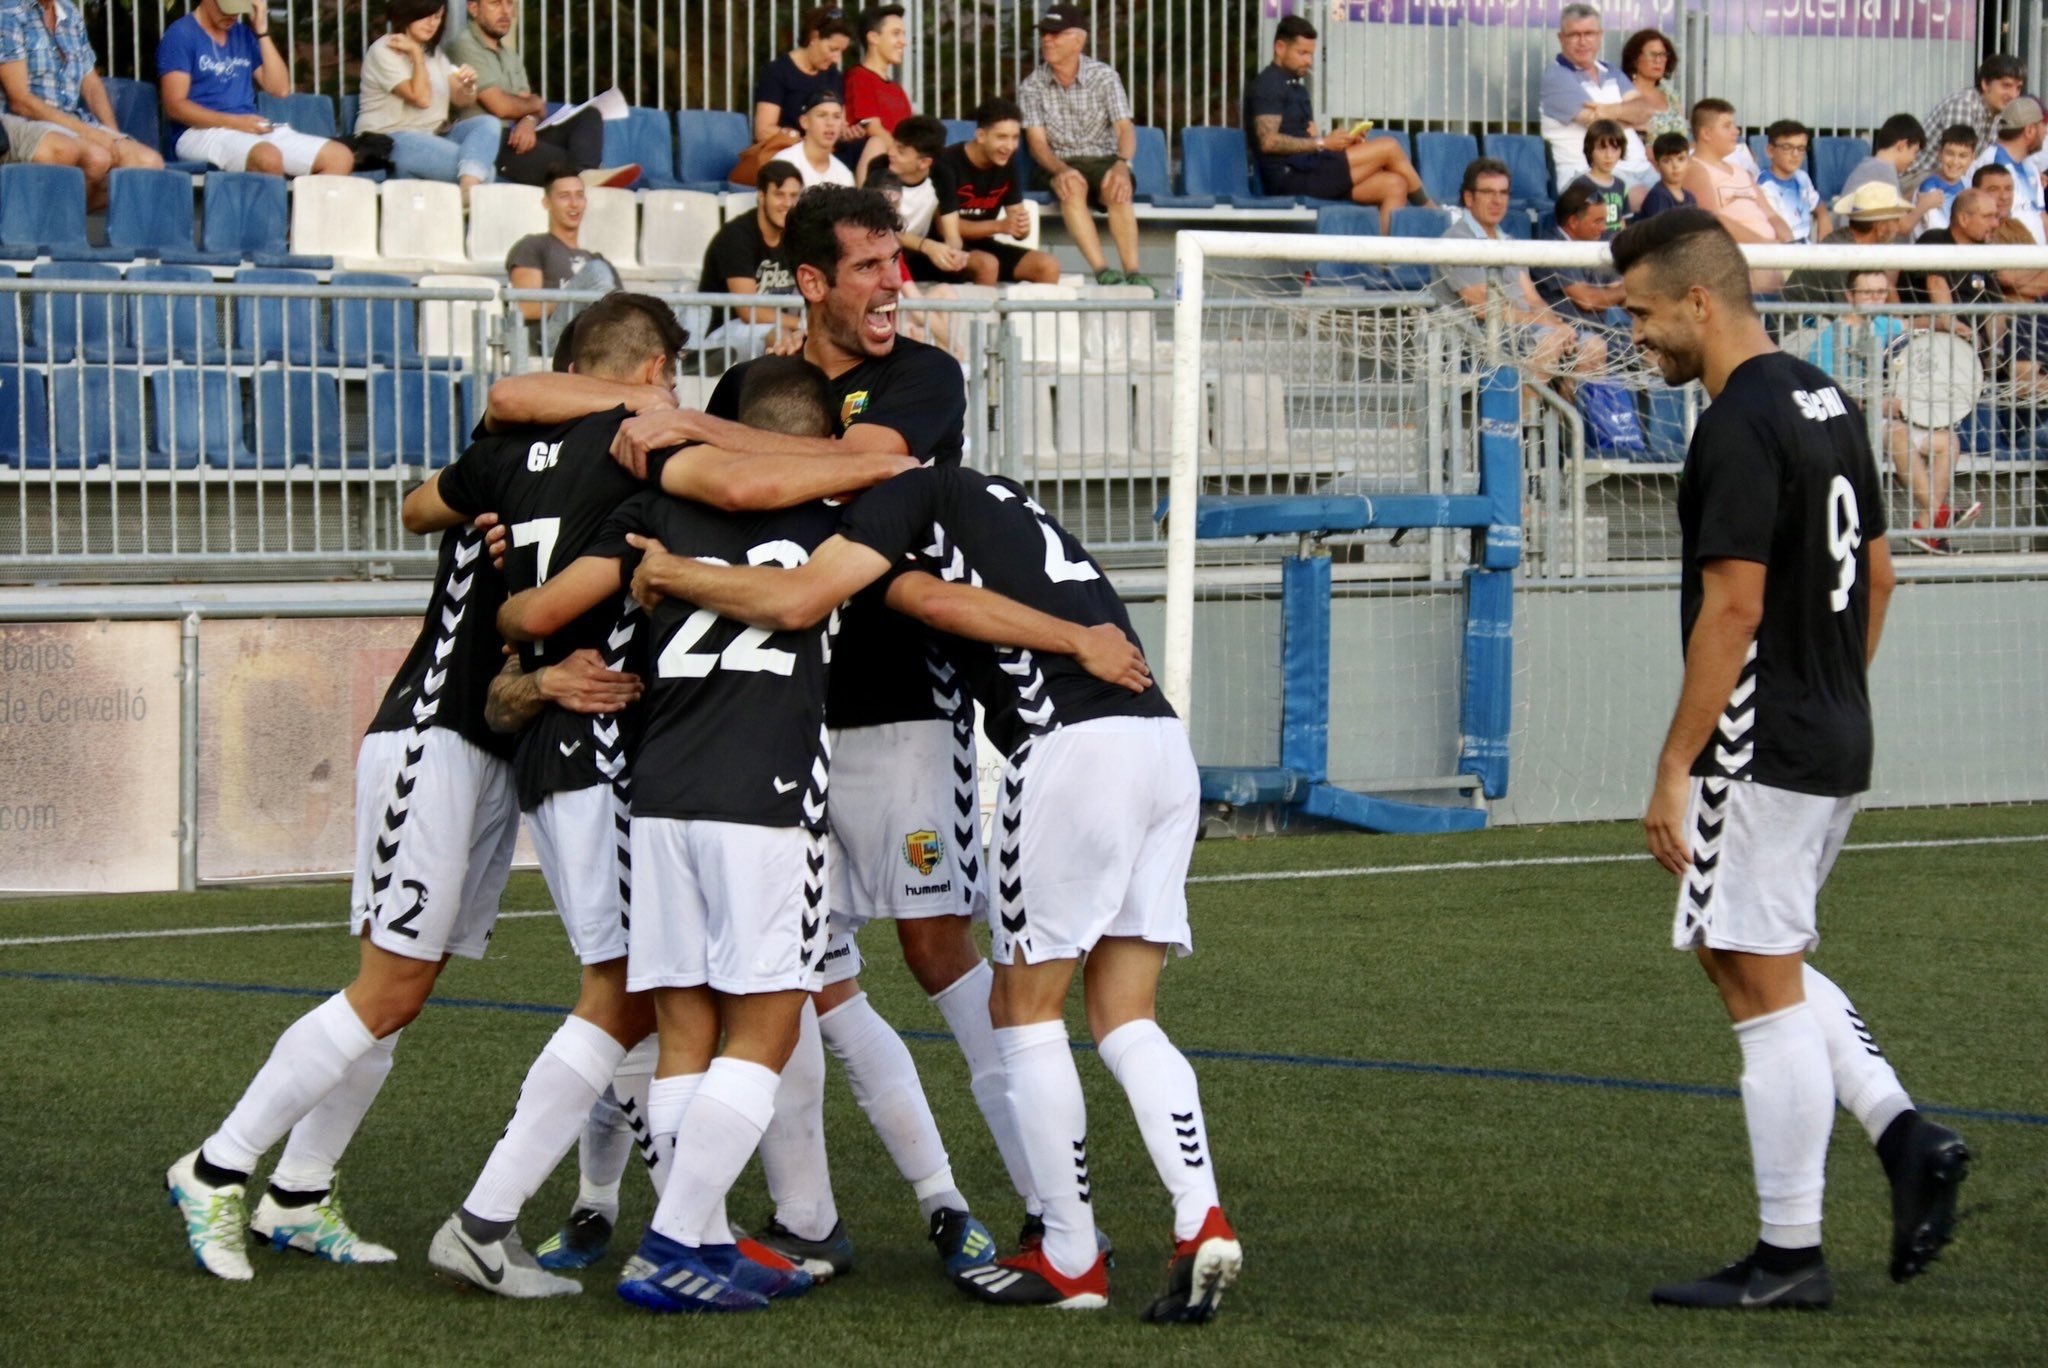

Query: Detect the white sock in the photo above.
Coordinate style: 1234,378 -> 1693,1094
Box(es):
646,1071 -> 701,1198
997,1020 -> 1095,1277
575,1086 -> 631,1220
757,1001 -> 838,1241
204,992 -> 379,1174
269,1030 -> 401,1194
1097,1019 -> 1219,1241
612,1045 -> 661,1193
821,991 -> 966,1218
651,1057 -> 780,1248
1734,1003 -> 1835,1249
1801,965 -> 1914,1143
933,960 -> 1038,1213
462,1016 -> 626,1224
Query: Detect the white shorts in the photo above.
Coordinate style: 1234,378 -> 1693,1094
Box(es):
176,123 -> 334,176
526,782 -> 631,966
828,718 -> 987,924
626,817 -> 829,995
1671,777 -> 1857,956
348,728 -> 520,962
989,716 -> 1199,965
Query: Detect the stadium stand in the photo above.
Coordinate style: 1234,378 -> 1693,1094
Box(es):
231,267 -> 338,366
0,364 -> 49,465
154,368 -> 249,470
288,175 -> 381,268
50,365 -> 147,467
639,190 -> 722,281
0,165 -> 124,262
379,180 -> 470,272
256,91 -> 341,140
1486,131 -> 1552,228
674,109 -> 750,190
416,274 -> 499,361
331,271 -> 435,368
252,369 -> 346,468
1130,125 -> 1171,202
129,264 -> 227,364
604,107 -> 682,190
1415,131 -> 1480,210
1311,203 -> 1381,287
368,369 -> 475,465
204,173 -> 329,268
1181,126 -> 1293,208
581,187 -> 644,272
1384,206 -> 1451,290
1811,134 -> 1865,199
464,183 -> 548,270
31,263 -> 135,364
106,168 -> 239,266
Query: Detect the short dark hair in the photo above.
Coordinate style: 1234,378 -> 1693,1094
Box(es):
1275,14 -> 1317,43
857,4 -> 904,41
892,114 -> 946,161
784,185 -> 900,281
802,5 -> 853,41
1554,180 -> 1600,223
1764,119 -> 1810,145
1876,113 -> 1926,152
1940,122 -> 1979,149
541,162 -> 582,193
1609,207 -> 1754,315
1690,97 -> 1734,136
974,96 -> 1022,129
1977,53 -> 2026,90
758,160 -> 803,193
863,164 -> 903,193
1971,161 -> 2014,188
569,291 -> 687,378
387,0 -> 449,54
1584,119 -> 1627,157
1843,269 -> 1888,294
1459,156 -> 1510,197
1651,132 -> 1690,160
738,356 -> 834,438
1620,28 -> 1676,81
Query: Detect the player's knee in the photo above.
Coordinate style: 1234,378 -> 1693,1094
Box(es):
342,975 -> 433,1037
898,915 -> 981,992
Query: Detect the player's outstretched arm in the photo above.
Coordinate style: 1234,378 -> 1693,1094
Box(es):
1644,557 -> 1766,875
884,571 -> 1154,694
628,533 -> 889,630
610,408 -> 914,478
660,447 -> 918,511
497,555 -> 626,643
482,373 -> 676,433
485,651 -> 643,733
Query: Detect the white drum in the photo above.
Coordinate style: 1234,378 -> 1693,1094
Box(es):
1889,330 -> 1984,429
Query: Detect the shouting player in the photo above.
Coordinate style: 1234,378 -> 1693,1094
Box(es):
625,465 -> 1243,1322
1615,209 -> 1970,1310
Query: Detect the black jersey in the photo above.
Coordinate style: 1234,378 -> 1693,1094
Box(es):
437,408 -> 651,810
837,466 -> 1177,758
588,491 -> 843,829
365,522 -> 514,758
707,339 -> 967,730
1679,351 -> 1887,797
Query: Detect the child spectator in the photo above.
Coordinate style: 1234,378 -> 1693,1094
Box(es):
1569,119 -> 1631,233
1758,119 -> 1829,243
1914,123 -> 1978,235
1635,132 -> 1697,218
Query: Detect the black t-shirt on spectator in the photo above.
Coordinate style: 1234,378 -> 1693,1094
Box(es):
935,142 -> 1019,222
756,54 -> 843,131
1243,62 -> 1314,177
1897,227 -> 2000,307
700,213 -> 796,295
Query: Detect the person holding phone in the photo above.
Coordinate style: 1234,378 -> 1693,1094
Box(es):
1243,13 -> 1426,231
157,0 -> 354,176
356,0 -> 501,197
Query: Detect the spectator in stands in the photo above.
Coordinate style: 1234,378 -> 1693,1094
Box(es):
1434,158 -> 1606,393
1757,120 -> 1826,244
1019,5 -> 1151,290
1682,97 -> 1790,291
768,89 -> 857,190
935,96 -> 1060,285
506,164 -> 615,324
869,115 -> 975,283
1243,13 -> 1428,232
845,5 -> 910,181
1635,132 -> 1696,219
1535,180 -> 1628,333
1540,4 -> 1650,193
446,0 -> 627,189
1906,52 -> 2026,187
697,161 -> 805,359
355,0 -> 499,196
1969,95 -> 2045,242
1913,123 -> 1979,236
1839,113 -> 1943,237
1569,119 -> 1632,231
1991,214 -> 2048,302
1622,28 -> 1686,145
1971,161 -> 2014,226
1903,186 -> 2001,306
754,6 -> 851,143
1781,182 -> 1911,303
158,0 -> 353,177
0,0 -> 161,209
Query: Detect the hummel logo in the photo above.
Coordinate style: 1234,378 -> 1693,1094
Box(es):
559,740 -> 582,757
772,777 -> 797,794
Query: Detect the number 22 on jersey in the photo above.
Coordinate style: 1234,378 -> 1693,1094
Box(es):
655,540 -> 811,678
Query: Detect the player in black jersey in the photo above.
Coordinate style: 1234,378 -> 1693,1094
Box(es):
164,478 -> 524,1282
630,465 -> 1243,1323
1614,210 -> 1970,1310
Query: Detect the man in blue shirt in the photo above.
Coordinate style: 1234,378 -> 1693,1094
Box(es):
157,0 -> 352,177
0,0 -> 160,207
1538,3 -> 1650,192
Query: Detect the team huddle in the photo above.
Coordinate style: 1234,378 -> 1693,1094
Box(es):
161,185 -> 1242,1321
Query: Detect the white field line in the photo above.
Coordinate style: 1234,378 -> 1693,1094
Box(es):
1,832 -> 2042,950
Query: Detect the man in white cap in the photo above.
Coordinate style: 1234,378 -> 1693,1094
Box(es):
1781,183 -> 1913,303
1967,94 -> 2046,242
157,0 -> 355,176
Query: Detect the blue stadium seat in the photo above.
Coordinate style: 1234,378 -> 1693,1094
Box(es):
31,262 -> 136,363
129,264 -> 227,364
49,365 -> 148,467
332,271 -> 424,368
1311,204 -> 1382,288
1385,207 -> 1451,291
940,118 -> 976,149
605,107 -> 681,190
1811,135 -> 1863,200
0,264 -> 42,362
106,168 -> 237,265
103,77 -> 161,152
340,94 -> 359,135
257,91 -> 340,139
368,370 -> 474,465
251,369 -> 346,468
1129,125 -> 1170,202
231,267 -> 338,366
1180,126 -> 1289,207
202,172 -> 329,267
674,110 -> 750,190
1747,134 -> 1769,170
1498,209 -> 1535,240
1415,132 -> 1479,211
148,368 -> 243,469
1487,132 -> 1551,218
0,363 -> 49,466
0,164 -> 123,261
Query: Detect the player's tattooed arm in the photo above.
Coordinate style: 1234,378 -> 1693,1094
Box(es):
884,571 -> 1153,694
626,533 -> 889,629
498,555 -> 627,643
1643,557 -> 1766,875
486,651 -> 643,732
482,373 -> 677,433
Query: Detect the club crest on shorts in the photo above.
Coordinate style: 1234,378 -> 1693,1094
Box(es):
903,829 -> 944,876
840,390 -> 871,425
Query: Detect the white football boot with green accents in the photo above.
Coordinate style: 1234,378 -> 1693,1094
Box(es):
165,1150 -> 253,1281
250,1177 -> 397,1263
